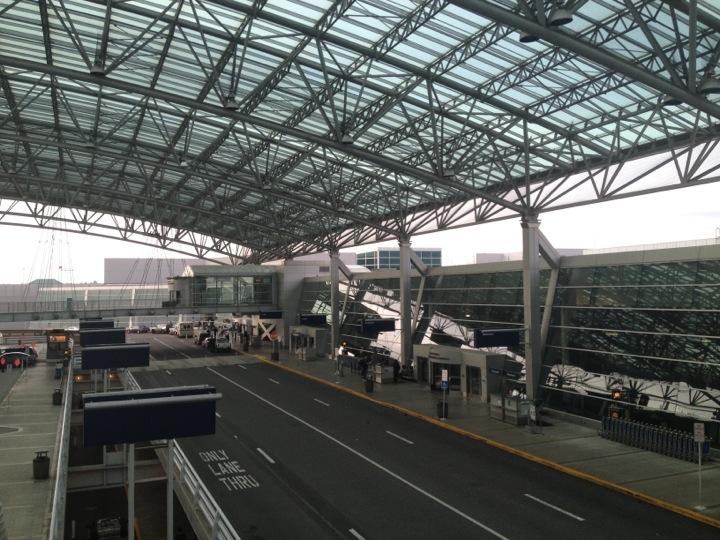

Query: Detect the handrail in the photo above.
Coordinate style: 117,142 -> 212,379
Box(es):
124,371 -> 240,540
48,359 -> 73,539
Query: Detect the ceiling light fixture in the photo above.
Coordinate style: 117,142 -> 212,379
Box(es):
548,7 -> 573,26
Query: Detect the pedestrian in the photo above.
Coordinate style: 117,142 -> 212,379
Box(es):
359,356 -> 368,380
393,359 -> 400,383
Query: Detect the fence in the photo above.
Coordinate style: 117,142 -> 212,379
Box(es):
600,417 -> 711,461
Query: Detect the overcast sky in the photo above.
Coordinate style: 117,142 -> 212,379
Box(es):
1,181 -> 718,284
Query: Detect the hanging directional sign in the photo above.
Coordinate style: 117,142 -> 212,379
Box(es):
299,314 -> 327,326
81,343 -> 150,370
473,328 -> 522,348
79,320 -> 115,330
360,318 -> 396,336
79,328 -> 126,346
83,386 -> 220,447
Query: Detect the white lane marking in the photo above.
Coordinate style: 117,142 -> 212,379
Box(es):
215,412 -> 222,419
385,430 -> 414,445
233,435 -> 238,439
237,364 -> 247,370
313,398 -> 330,407
207,367 -> 508,540
257,448 -> 276,464
165,370 -> 172,376
152,337 -> 191,359
524,494 -> 585,522
349,528 -> 365,540
268,378 -> 280,385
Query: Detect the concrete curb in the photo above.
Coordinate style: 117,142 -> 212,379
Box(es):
254,354 -> 720,530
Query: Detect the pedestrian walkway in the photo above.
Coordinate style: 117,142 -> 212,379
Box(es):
242,345 -> 720,527
0,363 -> 63,539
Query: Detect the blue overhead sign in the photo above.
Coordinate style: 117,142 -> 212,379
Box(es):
80,328 -> 126,347
473,328 -> 522,348
79,320 -> 115,330
81,343 -> 150,370
83,386 -> 220,446
360,318 -> 396,336
299,314 -> 327,326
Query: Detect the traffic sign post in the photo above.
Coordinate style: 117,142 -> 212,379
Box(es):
440,369 -> 448,420
693,422 -> 705,511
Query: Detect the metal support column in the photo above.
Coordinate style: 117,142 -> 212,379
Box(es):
330,251 -> 341,374
128,443 -> 135,540
522,214 -> 542,401
399,238 -> 413,369
166,439 -> 174,540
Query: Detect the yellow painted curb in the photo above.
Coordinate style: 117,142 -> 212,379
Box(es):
254,354 -> 720,529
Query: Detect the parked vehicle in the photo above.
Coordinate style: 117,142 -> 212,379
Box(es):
194,330 -> 210,345
138,324 -> 150,333
176,322 -> 194,338
201,336 -> 215,350
151,324 -> 167,334
214,336 -> 231,352
168,325 -> 178,336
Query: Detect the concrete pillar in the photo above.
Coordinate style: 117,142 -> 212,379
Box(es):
522,214 -> 542,401
330,251 -> 340,371
399,238 -> 412,369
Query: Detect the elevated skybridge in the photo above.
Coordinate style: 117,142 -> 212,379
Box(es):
0,300 -> 276,323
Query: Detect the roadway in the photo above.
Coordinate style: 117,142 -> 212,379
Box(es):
128,335 -> 719,539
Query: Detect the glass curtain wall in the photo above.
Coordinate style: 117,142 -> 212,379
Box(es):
191,275 -> 274,306
299,256 -> 720,436
543,260 -> 720,434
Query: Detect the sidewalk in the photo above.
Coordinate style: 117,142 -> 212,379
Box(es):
0,363 -> 63,539
242,345 -> 720,527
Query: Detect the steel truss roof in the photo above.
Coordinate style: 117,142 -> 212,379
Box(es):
1,0 -> 720,262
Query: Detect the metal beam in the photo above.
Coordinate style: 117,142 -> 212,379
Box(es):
448,0 -> 720,120
0,56 -> 523,213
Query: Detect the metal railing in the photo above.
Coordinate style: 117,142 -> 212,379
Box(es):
600,416 -> 711,461
123,371 -> 239,540
48,359 -> 73,539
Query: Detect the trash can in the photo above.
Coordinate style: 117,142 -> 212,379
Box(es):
364,377 -> 374,393
270,340 -> 280,361
436,401 -> 448,419
52,388 -> 62,406
33,451 -> 50,480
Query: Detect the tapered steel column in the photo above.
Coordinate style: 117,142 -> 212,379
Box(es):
330,251 -> 341,373
522,214 -> 542,400
399,238 -> 413,369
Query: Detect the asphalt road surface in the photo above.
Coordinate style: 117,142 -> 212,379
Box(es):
133,361 -> 719,540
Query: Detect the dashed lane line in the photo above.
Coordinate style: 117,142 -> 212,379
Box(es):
349,528 -> 365,540
268,378 -> 280,385
313,398 -> 330,407
524,493 -> 585,522
385,430 -> 414,445
215,412 -> 222,419
257,447 -> 276,464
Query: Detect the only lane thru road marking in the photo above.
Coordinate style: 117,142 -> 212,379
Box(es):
207,367 -> 509,540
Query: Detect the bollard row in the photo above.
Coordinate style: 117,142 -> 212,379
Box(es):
600,417 -> 711,462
